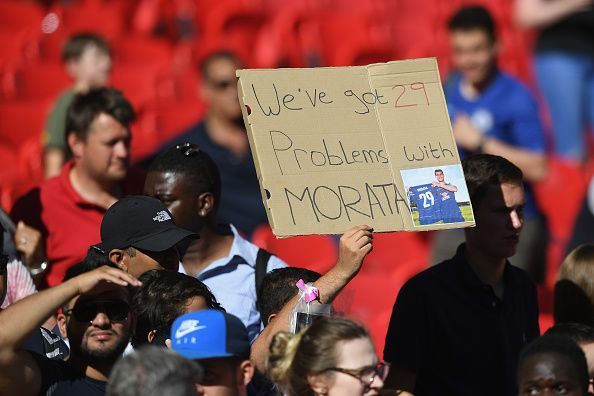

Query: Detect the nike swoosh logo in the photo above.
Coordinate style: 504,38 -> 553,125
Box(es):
175,325 -> 206,339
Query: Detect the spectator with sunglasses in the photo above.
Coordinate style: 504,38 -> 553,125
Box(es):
0,265 -> 141,396
153,50 -> 268,237
268,316 -> 387,396
144,144 -> 287,341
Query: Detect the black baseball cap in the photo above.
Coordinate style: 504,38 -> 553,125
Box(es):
100,195 -> 198,252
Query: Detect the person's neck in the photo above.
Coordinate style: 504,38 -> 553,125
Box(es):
69,164 -> 121,209
205,114 -> 248,158
461,67 -> 497,100
464,243 -> 506,291
181,223 -> 234,277
68,354 -> 114,382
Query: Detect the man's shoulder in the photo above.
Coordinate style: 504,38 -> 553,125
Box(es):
495,72 -> 536,102
506,262 -> 537,289
401,259 -> 453,293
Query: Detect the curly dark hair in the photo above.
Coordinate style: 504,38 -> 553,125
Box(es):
131,270 -> 224,348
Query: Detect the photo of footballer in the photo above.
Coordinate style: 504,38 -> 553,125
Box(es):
401,165 -> 474,227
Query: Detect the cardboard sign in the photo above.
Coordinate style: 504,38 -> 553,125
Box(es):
237,58 -> 475,237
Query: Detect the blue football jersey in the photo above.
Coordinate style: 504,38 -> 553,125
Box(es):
435,185 -> 465,223
409,183 -> 441,225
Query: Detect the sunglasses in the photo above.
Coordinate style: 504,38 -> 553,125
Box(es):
64,299 -> 130,323
209,78 -> 235,91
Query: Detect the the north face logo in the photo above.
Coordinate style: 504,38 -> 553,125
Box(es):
153,210 -> 171,222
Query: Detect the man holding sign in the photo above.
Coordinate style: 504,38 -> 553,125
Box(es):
384,154 -> 539,396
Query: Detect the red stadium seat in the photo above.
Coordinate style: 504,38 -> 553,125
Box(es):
0,1 -> 44,35
251,224 -> 338,274
55,1 -> 126,40
13,63 -> 70,101
110,64 -> 175,108
0,101 -> 48,150
112,36 -> 174,66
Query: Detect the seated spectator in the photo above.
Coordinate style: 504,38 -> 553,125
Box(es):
43,33 -> 112,179
517,335 -> 590,396
154,51 -> 267,236
171,309 -> 254,396
11,88 -> 142,288
144,144 -> 287,340
131,269 -> 223,349
268,316 -> 387,396
384,154 -> 540,396
99,195 -> 198,278
0,266 -> 141,396
545,322 -> 594,381
555,244 -> 594,326
257,267 -> 321,327
433,5 -> 548,283
107,346 -> 203,396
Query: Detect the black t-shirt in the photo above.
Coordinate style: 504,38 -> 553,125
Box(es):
536,8 -> 594,55
383,244 -> 540,396
31,352 -> 106,396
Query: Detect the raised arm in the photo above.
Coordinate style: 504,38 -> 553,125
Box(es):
514,0 -> 592,29
0,266 -> 140,396
251,225 -> 373,373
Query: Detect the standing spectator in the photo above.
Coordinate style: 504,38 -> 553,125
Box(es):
0,266 -> 141,396
384,154 -> 540,396
268,316 -> 387,396
11,88 -> 143,288
144,144 -> 287,340
516,0 -> 594,162
433,6 -> 548,282
171,309 -> 254,396
43,34 -> 112,179
155,51 -> 267,236
107,346 -> 203,396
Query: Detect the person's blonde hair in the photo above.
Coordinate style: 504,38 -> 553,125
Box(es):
268,317 -> 369,396
555,244 -> 594,326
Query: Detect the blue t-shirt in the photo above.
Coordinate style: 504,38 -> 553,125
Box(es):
409,184 -> 441,225
445,71 -> 545,219
435,186 -> 464,223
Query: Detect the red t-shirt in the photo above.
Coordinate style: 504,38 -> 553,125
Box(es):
11,161 -> 144,288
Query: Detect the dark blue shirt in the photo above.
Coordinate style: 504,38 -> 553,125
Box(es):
434,186 -> 464,223
164,120 -> 268,236
384,244 -> 540,396
409,184 -> 441,225
445,71 -> 545,220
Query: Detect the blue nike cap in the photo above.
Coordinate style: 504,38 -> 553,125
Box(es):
171,310 -> 250,360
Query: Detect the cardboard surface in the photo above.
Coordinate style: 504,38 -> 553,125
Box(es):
237,58 -> 475,236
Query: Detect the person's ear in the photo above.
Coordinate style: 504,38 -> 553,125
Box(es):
147,329 -> 157,343
64,59 -> 79,79
165,338 -> 172,349
238,359 -> 255,386
197,192 -> 215,217
67,132 -> 84,159
492,39 -> 501,56
267,313 -> 277,325
307,373 -> 330,395
109,249 -> 128,272
57,312 -> 68,338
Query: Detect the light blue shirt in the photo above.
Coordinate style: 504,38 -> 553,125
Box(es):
179,225 -> 287,341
